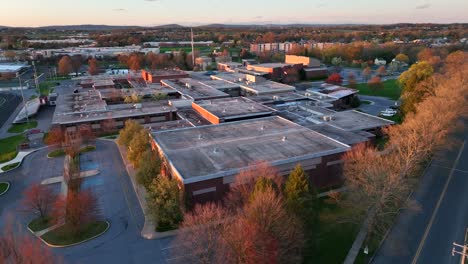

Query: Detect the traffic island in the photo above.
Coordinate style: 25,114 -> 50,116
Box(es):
1,162 -> 20,172
40,221 -> 110,247
47,149 -> 65,158
0,182 -> 10,196
28,217 -> 54,233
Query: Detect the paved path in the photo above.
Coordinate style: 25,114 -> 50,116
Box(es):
0,141 -> 172,263
373,125 -> 468,264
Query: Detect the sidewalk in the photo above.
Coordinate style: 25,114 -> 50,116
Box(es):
0,149 -> 38,173
115,141 -> 177,239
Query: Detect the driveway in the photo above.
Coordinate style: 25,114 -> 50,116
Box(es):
358,95 -> 397,116
0,140 -> 170,263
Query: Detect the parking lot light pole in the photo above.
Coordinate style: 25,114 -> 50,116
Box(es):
16,72 -> 29,125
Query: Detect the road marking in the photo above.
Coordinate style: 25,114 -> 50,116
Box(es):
412,140 -> 466,264
431,164 -> 468,174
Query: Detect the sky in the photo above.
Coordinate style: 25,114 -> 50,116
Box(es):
1,0 -> 467,27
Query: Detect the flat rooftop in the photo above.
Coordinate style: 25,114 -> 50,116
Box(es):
0,63 -> 29,73
305,123 -> 370,145
248,63 -> 295,69
144,69 -> 188,77
212,73 -> 296,95
326,110 -> 395,132
145,119 -> 194,132
193,97 -> 275,121
52,91 -> 176,125
161,79 -> 230,101
273,101 -> 394,131
152,116 -> 350,184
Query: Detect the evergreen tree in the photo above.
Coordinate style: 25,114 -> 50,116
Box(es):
284,164 -> 318,217
147,176 -> 183,231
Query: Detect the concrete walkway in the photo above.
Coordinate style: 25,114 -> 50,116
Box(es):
0,150 -> 36,173
33,223 -> 64,237
40,169 -> 100,185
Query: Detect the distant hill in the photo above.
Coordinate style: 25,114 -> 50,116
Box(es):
152,24 -> 185,29
37,24 -> 144,31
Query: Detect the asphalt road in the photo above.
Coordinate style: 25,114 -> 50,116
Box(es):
358,95 -> 397,116
0,140 -> 174,264
373,123 -> 468,264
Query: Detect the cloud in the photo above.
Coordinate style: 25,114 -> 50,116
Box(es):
415,3 -> 431,9
144,0 -> 161,2
254,16 -> 263,19
113,8 -> 127,12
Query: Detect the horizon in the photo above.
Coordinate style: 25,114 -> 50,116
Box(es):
2,0 -> 468,27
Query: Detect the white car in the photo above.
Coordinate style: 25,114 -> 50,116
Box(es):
380,109 -> 397,117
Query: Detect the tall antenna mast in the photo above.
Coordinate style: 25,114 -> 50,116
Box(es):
191,28 -> 195,68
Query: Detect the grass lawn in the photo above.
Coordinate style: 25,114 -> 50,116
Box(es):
28,217 -> 54,232
7,120 -> 38,133
0,134 -> 26,163
0,182 -> 9,195
304,198 -> 361,263
48,149 -> 65,158
1,162 -> 20,172
41,221 -> 109,246
80,145 -> 96,153
353,79 -> 402,100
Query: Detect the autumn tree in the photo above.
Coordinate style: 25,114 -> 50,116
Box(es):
376,65 -> 387,76
136,149 -> 161,189
57,56 -> 72,76
395,53 -> 409,64
368,76 -> 384,91
348,72 -> 357,89
147,176 -> 183,231
22,184 -> 57,220
88,58 -> 99,75
127,53 -> 143,71
362,66 -> 372,81
398,61 -> 434,115
4,50 -> 16,61
118,120 -> 143,147
225,161 -> 283,210
325,73 -> 343,85
127,129 -> 150,168
53,190 -> 100,235
44,127 -> 64,147
175,203 -> 226,264
0,222 -> 60,264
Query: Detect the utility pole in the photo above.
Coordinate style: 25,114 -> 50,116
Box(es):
452,242 -> 467,264
453,229 -> 468,264
32,61 -> 40,95
16,72 -> 30,125
191,28 -> 195,68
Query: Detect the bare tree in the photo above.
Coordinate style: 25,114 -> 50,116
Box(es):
22,184 -> 57,220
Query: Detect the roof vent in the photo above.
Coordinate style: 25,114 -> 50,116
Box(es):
198,134 -> 203,140
213,147 -> 219,153
282,136 -> 287,142
260,125 -> 265,131
222,108 -> 226,113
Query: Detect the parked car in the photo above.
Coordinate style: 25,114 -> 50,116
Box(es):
380,108 -> 397,117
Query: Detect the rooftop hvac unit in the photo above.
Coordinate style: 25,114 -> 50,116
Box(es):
305,92 -> 312,97
273,96 -> 279,101
322,115 -> 335,121
185,83 -> 191,88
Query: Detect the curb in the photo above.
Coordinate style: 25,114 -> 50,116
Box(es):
32,221 -> 110,248
1,163 -> 20,172
0,182 -> 10,196
113,140 -> 178,240
0,146 -> 48,173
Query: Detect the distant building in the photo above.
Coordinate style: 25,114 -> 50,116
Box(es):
141,69 -> 189,83
195,56 -> 213,71
249,42 -> 298,54
374,58 -> 387,66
